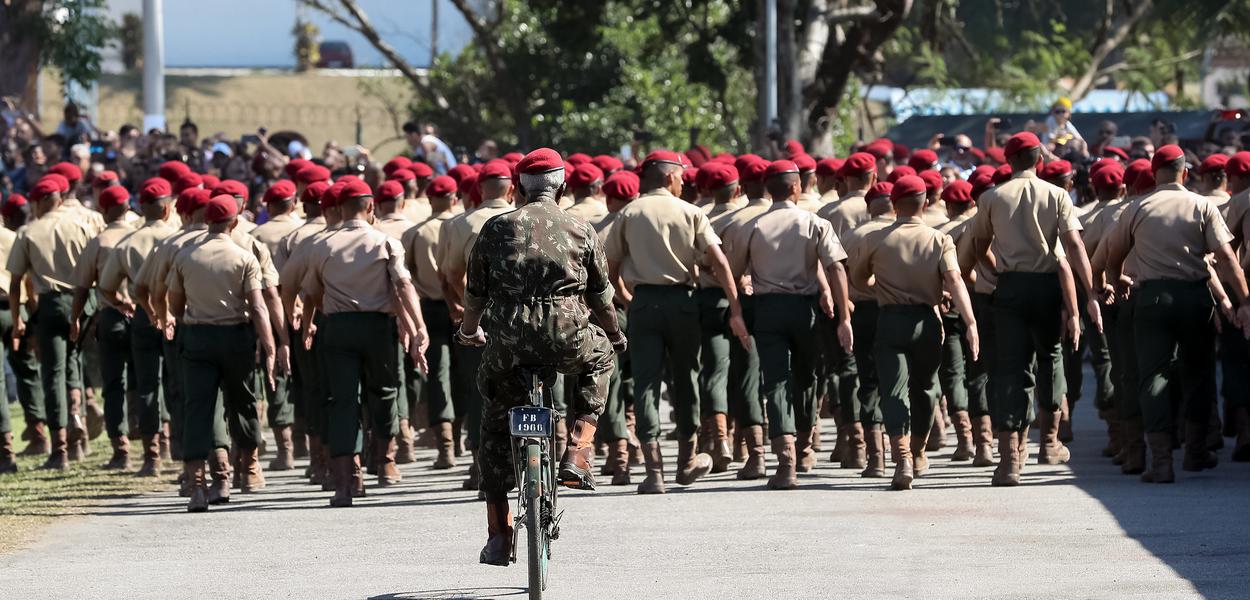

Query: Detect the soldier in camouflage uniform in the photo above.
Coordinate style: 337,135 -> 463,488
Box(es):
456,148 -> 624,567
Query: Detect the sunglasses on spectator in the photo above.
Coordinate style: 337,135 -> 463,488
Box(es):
1053,108 -> 1069,115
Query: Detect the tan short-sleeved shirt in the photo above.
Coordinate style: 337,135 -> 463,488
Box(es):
403,198 -> 433,224
922,205 -> 949,228
1207,190 -> 1231,220
705,202 -> 736,219
402,211 -> 455,301
566,197 -> 610,227
374,213 -> 413,242
795,191 -> 824,213
278,223 -> 338,293
1103,182 -> 1232,282
819,189 -> 840,205
697,201 -> 752,288
818,190 -> 870,238
966,171 -> 1081,274
1080,199 -> 1123,252
98,219 -> 179,298
230,229 -> 279,289
139,225 -> 209,298
0,227 -> 16,293
63,198 -> 105,234
274,216 -> 325,273
730,201 -> 847,296
6,206 -> 95,294
1222,188 -> 1250,256
1078,199 -> 1113,231
712,198 -> 771,279
71,220 -> 133,289
438,198 -> 515,277
604,189 -> 722,288
250,213 -> 304,258
843,215 -> 894,302
302,219 -> 412,314
594,211 -> 619,237
234,218 -> 257,236
852,217 -> 959,306
167,232 -> 262,325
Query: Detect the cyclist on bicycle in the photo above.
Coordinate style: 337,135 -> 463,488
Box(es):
456,149 -> 626,566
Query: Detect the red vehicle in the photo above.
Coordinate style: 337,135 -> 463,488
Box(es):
317,41 -> 354,69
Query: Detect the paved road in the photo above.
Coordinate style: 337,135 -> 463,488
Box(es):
2,373 -> 1248,599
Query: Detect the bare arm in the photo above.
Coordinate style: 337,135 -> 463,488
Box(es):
9,278 -> 23,351
69,287 -> 90,342
825,260 -> 854,353
704,244 -> 749,349
247,288 -> 277,389
262,287 -> 290,376
395,279 -> 430,373
1061,230 -> 1102,333
943,269 -> 979,361
607,259 -> 632,306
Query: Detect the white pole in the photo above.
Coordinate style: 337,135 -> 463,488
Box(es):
764,0 -> 777,127
142,0 -> 166,132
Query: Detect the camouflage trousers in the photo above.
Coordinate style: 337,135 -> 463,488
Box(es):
477,312 -> 614,502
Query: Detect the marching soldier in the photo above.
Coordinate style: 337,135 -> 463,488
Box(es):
565,163 -> 609,227
819,152 -> 877,238
934,180 -> 978,463
1,194 -> 47,459
596,171 -> 640,485
918,170 -> 949,228
373,179 -> 420,465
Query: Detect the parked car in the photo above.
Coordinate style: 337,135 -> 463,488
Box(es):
317,41 -> 354,68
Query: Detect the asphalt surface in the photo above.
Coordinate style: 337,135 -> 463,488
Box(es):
2,369 -> 1248,600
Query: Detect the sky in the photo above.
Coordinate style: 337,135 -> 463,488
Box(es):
104,0 -> 472,68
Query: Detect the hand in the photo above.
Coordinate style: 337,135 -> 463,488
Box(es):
608,331 -> 628,355
836,319 -> 853,353
1065,313 -> 1081,349
819,292 -> 835,320
119,301 -> 136,320
11,317 -> 24,351
1115,275 -> 1133,303
728,313 -> 751,350
1238,304 -> 1250,340
276,344 -> 291,377
163,318 -> 176,342
939,291 -> 953,314
455,324 -> 486,347
1098,282 -> 1116,306
1085,296 -> 1103,334
69,318 -> 80,343
1217,299 -> 1235,335
409,328 -> 430,374
302,320 -> 317,350
290,309 -> 301,331
964,322 -> 980,362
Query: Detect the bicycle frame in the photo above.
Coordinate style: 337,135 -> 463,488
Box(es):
508,369 -> 562,597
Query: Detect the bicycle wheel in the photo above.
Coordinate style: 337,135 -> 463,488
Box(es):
525,442 -> 548,599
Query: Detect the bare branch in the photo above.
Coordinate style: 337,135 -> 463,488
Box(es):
1094,49 -> 1203,78
1068,0 -> 1154,101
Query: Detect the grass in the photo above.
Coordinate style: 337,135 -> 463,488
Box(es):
0,401 -> 170,554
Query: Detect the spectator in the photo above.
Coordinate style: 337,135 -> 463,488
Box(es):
1043,97 -> 1083,151
404,121 -> 457,175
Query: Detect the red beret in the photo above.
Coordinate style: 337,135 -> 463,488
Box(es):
890,175 -> 927,202
1040,160 -> 1073,182
96,185 -> 130,210
969,166 -> 996,199
173,173 -> 203,195
479,159 -> 513,181
681,166 -> 699,187
464,173 -> 481,206
1092,164 -> 1124,190
739,157 -> 769,184
1123,159 -> 1152,190
1151,144 -> 1185,172
866,182 -> 894,203
907,149 -> 939,172
212,180 -> 248,202
784,140 -> 805,157
158,161 -> 191,182
592,155 -> 623,175
204,194 -> 239,224
941,180 -> 973,204
387,168 -> 415,183
1200,154 -> 1230,175
969,147 -> 986,161
702,163 -> 738,190
175,188 -> 211,214
502,152 -> 524,164
201,174 -> 221,190
383,157 -> 412,177
686,145 -> 711,167
765,160 -> 799,179
985,147 -> 1006,165
93,170 -> 119,189
816,158 -> 842,178
603,171 -> 640,201
1103,146 -> 1130,162
296,164 -> 331,185
838,152 -> 876,178
263,180 -> 297,204
408,161 -> 434,179
641,150 -> 685,170
302,181 -> 329,205
29,177 -> 63,202
1133,170 -> 1156,195
567,153 -> 592,166
864,139 -> 893,160
1,194 -> 27,217
339,179 -> 373,202
427,175 -> 457,197
711,152 -> 736,164
322,182 -> 345,209
377,180 -> 405,201
447,164 -> 477,186
570,163 -> 605,188
792,154 -> 817,173
48,162 -> 82,183
284,158 -> 311,180
1089,158 -> 1120,179
42,173 -> 70,193
139,177 -> 173,204
1003,132 -> 1041,159
886,165 -> 916,184
919,169 -> 943,193
734,154 -> 763,176
516,148 -> 564,175
893,143 -> 911,162
992,164 -> 1014,185
1225,152 -> 1250,178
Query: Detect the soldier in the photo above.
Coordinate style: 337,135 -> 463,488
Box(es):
565,163 -> 609,227
372,179 -> 420,465
301,179 -> 429,507
68,185 -> 134,469
962,132 -> 1101,487
455,148 -> 623,566
819,152 -> 878,238
47,162 -> 105,233
439,161 -> 516,491
918,170 -> 949,228
934,180 -> 978,462
1223,152 -> 1250,459
1103,145 -> 1250,483
96,179 -> 180,477
0,194 -> 46,458
1197,154 -> 1230,207
604,149 -> 749,494
596,171 -> 639,485
166,195 -> 278,512
815,158 -> 843,205
215,179 -> 257,235
593,155 -> 623,177
793,154 -> 824,213
401,174 -> 463,469
851,175 -> 978,490
401,162 -> 438,221
727,160 -> 853,489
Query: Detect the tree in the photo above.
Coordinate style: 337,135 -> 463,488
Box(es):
0,0 -> 115,110
119,12 -> 143,71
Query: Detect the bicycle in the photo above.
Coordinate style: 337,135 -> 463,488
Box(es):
507,366 -> 563,599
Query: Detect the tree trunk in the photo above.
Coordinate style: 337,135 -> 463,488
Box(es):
753,0 -> 768,151
777,0 -> 803,143
0,0 -> 44,111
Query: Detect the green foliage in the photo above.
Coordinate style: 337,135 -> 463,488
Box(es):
35,0 -> 117,91
118,12 -> 142,71
294,20 -> 321,72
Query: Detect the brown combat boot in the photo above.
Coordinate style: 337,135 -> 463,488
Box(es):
951,411 -> 974,461
609,439 -> 631,485
732,426 -> 748,463
926,409 -> 946,451
160,422 -> 173,461
135,433 -> 162,477
840,422 -> 867,469
1232,407 -> 1250,462
207,448 -> 231,504
239,447 -> 266,492
66,421 -> 86,462
479,498 -> 514,566
329,455 -> 356,507
395,418 -> 416,465
102,436 -> 130,470
1058,396 -> 1074,443
698,416 -> 715,454
910,432 -> 930,476
831,423 -> 848,465
637,442 -> 666,494
553,419 -> 568,464
433,421 -> 457,469
1120,420 -> 1146,475
41,428 -> 69,471
1100,408 -> 1122,458
351,454 -> 366,497
0,432 -> 17,473
1018,425 -> 1031,467
21,421 -> 48,456
889,434 -> 914,490
462,453 -> 480,490
185,460 -> 209,513
674,436 -> 713,486
861,424 -> 886,478
267,425 -> 295,471
795,428 -> 817,473
1038,410 -> 1071,465
991,431 -> 1020,487
306,436 -> 322,480
735,425 -> 767,480
708,413 -> 733,473
1141,432 -> 1175,483
1182,420 -> 1218,472
767,434 -> 798,490
972,415 -> 995,467
376,436 -> 402,486
559,416 -> 597,490
292,420 -> 309,459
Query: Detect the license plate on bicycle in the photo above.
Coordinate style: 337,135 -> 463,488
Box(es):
509,406 -> 553,438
